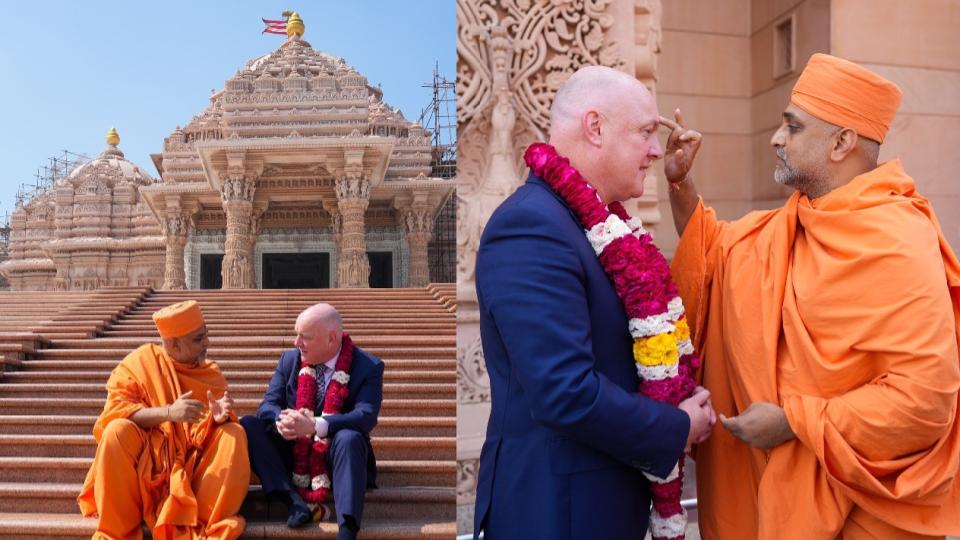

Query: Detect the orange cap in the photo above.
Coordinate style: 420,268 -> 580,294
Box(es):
152,300 -> 205,339
790,53 -> 902,143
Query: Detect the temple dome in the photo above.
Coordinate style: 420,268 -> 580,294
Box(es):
160,33 -> 423,146
66,128 -> 155,189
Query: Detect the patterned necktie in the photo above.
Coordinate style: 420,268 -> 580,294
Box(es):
315,365 -> 329,412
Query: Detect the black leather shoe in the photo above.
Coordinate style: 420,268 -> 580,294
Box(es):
337,516 -> 359,540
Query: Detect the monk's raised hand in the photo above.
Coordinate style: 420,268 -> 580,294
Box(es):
207,390 -> 232,424
659,109 -> 702,185
719,402 -> 795,449
169,390 -> 204,423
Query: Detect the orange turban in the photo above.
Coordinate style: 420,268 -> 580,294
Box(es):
152,300 -> 205,339
791,53 -> 902,143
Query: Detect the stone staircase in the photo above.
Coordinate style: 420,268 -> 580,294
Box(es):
0,287 -> 456,538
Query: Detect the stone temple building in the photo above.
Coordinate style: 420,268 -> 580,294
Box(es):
0,20 -> 453,291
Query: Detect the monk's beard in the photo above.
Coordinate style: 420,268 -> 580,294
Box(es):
774,148 -> 830,197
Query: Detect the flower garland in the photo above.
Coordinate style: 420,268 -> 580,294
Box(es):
524,143 -> 700,540
292,333 -> 355,521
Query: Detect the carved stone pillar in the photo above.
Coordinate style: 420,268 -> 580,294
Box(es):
402,206 -> 434,287
162,211 -> 191,290
322,199 -> 343,242
334,174 -> 370,288
220,175 -> 257,289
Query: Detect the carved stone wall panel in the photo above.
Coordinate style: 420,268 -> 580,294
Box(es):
457,458 -> 481,533
457,329 -> 490,406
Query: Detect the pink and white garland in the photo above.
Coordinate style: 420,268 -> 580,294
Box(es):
525,143 -> 700,540
292,333 -> 355,521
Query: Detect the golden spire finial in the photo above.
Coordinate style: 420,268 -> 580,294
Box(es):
284,11 -> 304,38
106,127 -> 120,146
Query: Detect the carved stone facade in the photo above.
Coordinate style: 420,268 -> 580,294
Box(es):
455,0 -> 663,532
1,26 -> 453,291
0,136 -> 165,291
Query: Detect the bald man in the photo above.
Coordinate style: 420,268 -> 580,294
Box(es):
472,65 -> 715,540
240,304 -> 383,540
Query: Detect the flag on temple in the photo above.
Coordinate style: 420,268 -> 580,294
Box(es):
262,18 -> 287,35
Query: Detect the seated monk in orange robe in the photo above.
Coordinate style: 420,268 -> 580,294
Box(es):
77,300 -> 251,540
659,53 -> 960,539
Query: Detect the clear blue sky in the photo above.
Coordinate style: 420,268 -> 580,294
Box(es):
0,1 -> 455,220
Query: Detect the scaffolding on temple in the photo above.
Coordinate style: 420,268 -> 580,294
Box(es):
0,210 -> 9,251
420,62 -> 457,283
419,62 -> 456,179
0,209 -> 8,289
13,150 -> 90,209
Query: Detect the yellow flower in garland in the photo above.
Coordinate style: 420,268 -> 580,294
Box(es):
634,333 -> 680,366
675,318 -> 690,342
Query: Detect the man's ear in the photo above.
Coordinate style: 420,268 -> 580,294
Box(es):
582,110 -> 603,147
831,127 -> 858,162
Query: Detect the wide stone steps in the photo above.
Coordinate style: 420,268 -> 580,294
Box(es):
0,483 -> 454,521
0,415 -> 454,437
112,310 -> 452,321
134,301 -> 449,309
32,346 -> 455,359
0,382 -> 455,400
0,434 -> 455,461
102,325 -> 454,337
42,336 -> 455,349
0,398 -> 455,417
0,513 -> 456,540
0,457 -> 455,487
2,369 -> 455,383
11,358 -> 454,372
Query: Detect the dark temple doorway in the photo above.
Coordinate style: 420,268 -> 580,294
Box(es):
262,253 -> 330,289
199,254 -> 223,289
367,251 -> 393,288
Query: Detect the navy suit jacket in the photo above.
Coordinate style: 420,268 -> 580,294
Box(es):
473,173 -> 691,540
255,345 -> 384,484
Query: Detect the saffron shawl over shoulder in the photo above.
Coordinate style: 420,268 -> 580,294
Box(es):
674,160 -> 960,539
78,343 -> 245,538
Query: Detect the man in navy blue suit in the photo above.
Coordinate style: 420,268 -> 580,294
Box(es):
473,66 -> 716,539
240,303 -> 383,540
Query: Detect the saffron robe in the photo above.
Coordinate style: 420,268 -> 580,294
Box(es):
78,344 -> 251,540
672,160 -> 960,539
